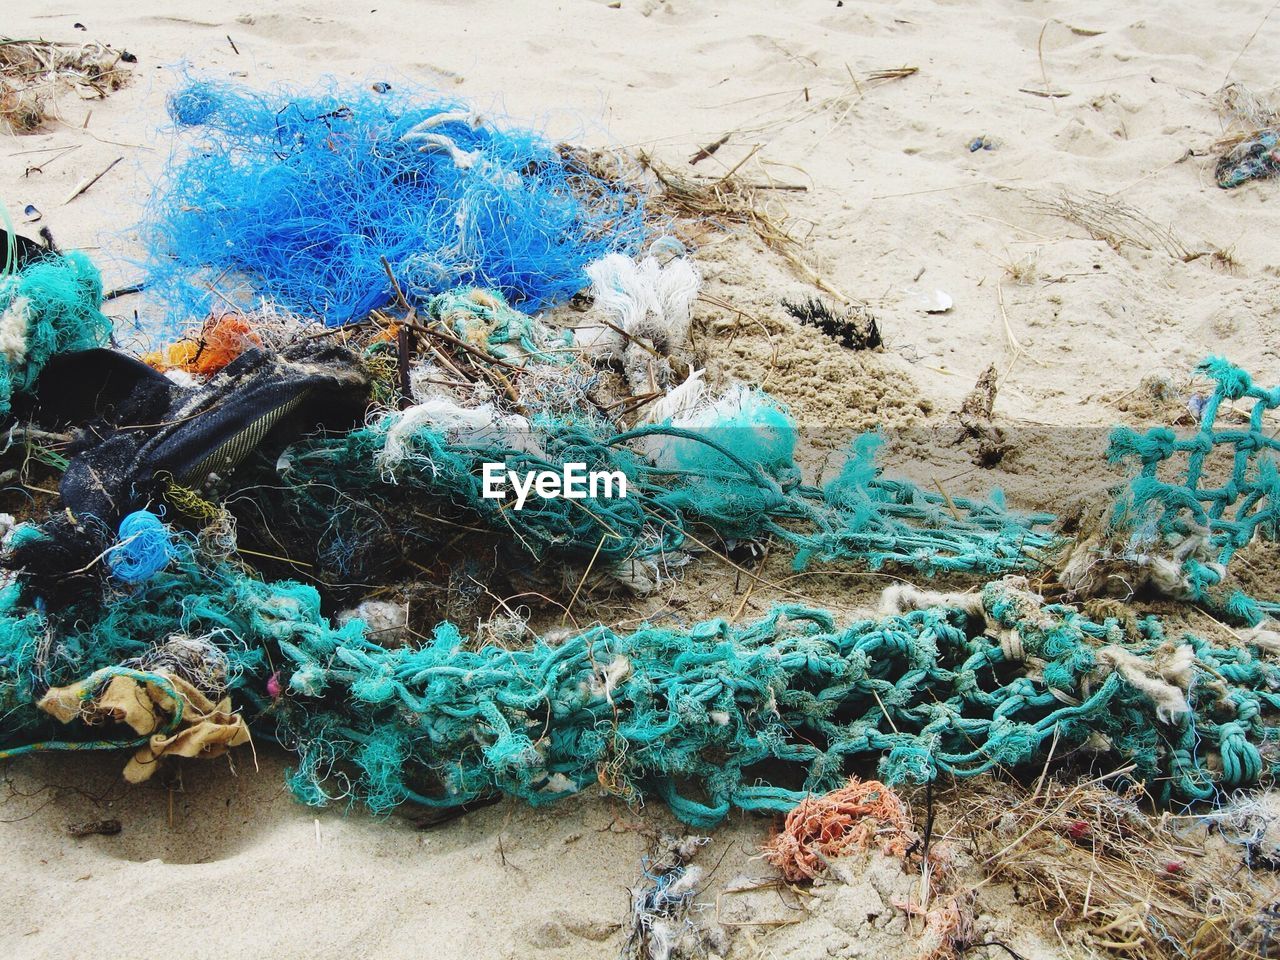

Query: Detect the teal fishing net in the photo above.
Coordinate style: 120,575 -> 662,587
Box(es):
1108,357 -> 1279,623
275,404 -> 1057,586
2,352 -> 1279,824
3,562 -> 1278,825
0,583 -> 45,733
0,251 -> 111,416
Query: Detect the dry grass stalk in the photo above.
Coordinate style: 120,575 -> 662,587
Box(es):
1031,190 -> 1195,261
1210,245 -> 1242,272
1212,81 -> 1280,153
638,151 -> 857,304
559,69 -> 921,307
1000,250 -> 1042,285
0,37 -> 131,133
723,65 -> 918,142
935,777 -> 1280,960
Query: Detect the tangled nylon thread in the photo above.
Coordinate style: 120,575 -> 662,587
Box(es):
142,313 -> 262,377
143,78 -> 647,327
106,510 -> 175,584
763,777 -> 915,882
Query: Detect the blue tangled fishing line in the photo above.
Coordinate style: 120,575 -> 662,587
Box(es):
106,510 -> 175,584
142,77 -> 648,327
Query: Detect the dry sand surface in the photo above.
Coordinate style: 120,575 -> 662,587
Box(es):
3,1 -> 1280,958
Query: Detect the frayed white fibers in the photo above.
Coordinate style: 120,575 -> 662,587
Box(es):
667,383 -> 752,431
1096,643 -> 1195,723
586,253 -> 645,342
1239,623 -> 1280,653
878,583 -> 985,617
879,583 -> 1031,659
379,397 -> 537,471
642,369 -> 707,426
407,361 -> 442,404
583,251 -> 700,360
648,256 -> 700,346
587,654 -> 633,699
0,296 -> 30,365
643,384 -> 794,474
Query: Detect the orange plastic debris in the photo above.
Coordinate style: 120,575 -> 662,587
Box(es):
762,777 -> 915,882
143,313 -> 262,376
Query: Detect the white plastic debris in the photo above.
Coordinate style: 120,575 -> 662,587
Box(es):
923,289 -> 953,313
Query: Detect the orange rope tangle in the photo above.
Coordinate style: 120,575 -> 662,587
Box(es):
143,313 -> 261,376
762,777 -> 915,882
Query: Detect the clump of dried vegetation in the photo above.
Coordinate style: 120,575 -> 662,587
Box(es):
637,150 -> 858,304
563,65 -> 919,312
1213,81 -> 1280,154
559,141 -> 865,317
1030,189 -> 1193,260
0,37 -> 132,133
780,295 -> 882,350
934,776 -> 1280,959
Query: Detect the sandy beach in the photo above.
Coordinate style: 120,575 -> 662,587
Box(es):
3,2 -> 1280,958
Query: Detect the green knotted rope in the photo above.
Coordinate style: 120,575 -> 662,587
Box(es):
1109,356 -> 1279,623
3,561 -> 1277,824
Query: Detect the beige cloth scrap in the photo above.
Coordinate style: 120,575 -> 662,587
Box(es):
37,669 -> 251,782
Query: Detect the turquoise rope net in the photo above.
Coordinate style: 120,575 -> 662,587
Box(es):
3,560 -> 1277,824
1109,357 -> 1280,623
1,338 -> 1278,825
277,411 -> 1058,583
0,251 -> 111,417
